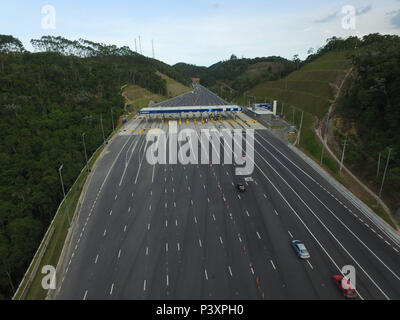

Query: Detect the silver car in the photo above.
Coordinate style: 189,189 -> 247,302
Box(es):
291,240 -> 310,259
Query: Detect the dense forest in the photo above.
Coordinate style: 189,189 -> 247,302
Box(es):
0,35 -> 189,299
335,34 -> 400,210
174,55 -> 295,99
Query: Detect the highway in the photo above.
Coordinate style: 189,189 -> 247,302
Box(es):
55,85 -> 400,300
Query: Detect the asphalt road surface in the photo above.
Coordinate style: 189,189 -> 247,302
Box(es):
55,86 -> 400,300
151,83 -> 230,107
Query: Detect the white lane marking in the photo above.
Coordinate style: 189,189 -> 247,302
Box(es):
165,188 -> 167,193
174,202 -> 176,207
94,254 -> 99,264
199,239 -> 202,247
393,247 -> 399,253
165,202 -> 167,208
165,219 -> 168,227
143,280 -> 147,291
307,260 -> 314,270
205,269 -> 208,280
177,242 -> 180,251
191,200 -> 193,205
194,216 -> 197,224
249,138 -> 393,297
228,266 -> 233,277
231,182 -> 234,186
274,209 -> 278,215
103,229 -> 107,236
175,219 -> 178,226
147,223 -> 150,230
124,225 -> 127,232
152,164 -> 155,183
238,194 -> 241,200
131,192 -> 134,197
188,186 -> 191,191
109,210 -> 112,216
128,207 -> 131,213
256,232 -> 261,239
118,249 -> 121,259
264,194 -> 267,199
270,260 -> 276,270
246,210 -> 250,217
83,290 -> 88,300
212,214 -> 216,221
166,243 -> 168,252
110,283 -> 114,295
219,236 -> 223,245
166,274 -> 169,287
146,247 -> 149,255
254,135 -> 400,286
203,184 -> 206,189
228,137 -> 366,299
207,197 -> 210,203
115,195 -> 117,200
288,230 -> 293,238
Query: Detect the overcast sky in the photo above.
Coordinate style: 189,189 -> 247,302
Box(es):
1,0 -> 400,66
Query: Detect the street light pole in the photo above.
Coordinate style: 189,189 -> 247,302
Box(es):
298,110 -> 304,144
100,114 -> 106,145
376,148 -> 392,207
82,132 -> 90,174
111,108 -> 115,132
58,164 -> 71,226
376,152 -> 381,177
339,139 -> 347,172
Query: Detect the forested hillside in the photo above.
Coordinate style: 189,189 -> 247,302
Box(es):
174,55 -> 295,100
0,35 -> 189,299
335,34 -> 400,211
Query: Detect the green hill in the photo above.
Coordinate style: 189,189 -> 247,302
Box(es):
246,50 -> 354,119
174,55 -> 295,101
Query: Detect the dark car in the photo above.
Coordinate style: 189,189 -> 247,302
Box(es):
237,181 -> 246,192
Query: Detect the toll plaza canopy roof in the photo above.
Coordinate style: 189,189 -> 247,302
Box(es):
139,105 -> 242,114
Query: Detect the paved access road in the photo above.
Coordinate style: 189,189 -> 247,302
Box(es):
152,83 -> 229,107
55,86 -> 400,300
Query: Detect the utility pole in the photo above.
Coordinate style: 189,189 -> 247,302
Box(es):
100,114 -> 106,145
292,106 -> 295,125
298,110 -> 304,144
339,138 -> 347,172
58,164 -> 71,226
134,38 -> 137,52
376,152 -> 381,177
82,132 -> 90,174
111,108 -> 115,132
376,147 -> 392,207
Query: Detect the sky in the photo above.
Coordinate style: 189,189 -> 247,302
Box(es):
1,0 -> 400,66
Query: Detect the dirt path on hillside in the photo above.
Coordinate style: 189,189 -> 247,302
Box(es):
314,67 -> 399,231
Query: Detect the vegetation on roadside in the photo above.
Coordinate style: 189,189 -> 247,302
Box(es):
0,34 -> 190,299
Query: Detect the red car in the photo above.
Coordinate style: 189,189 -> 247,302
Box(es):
333,275 -> 358,299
